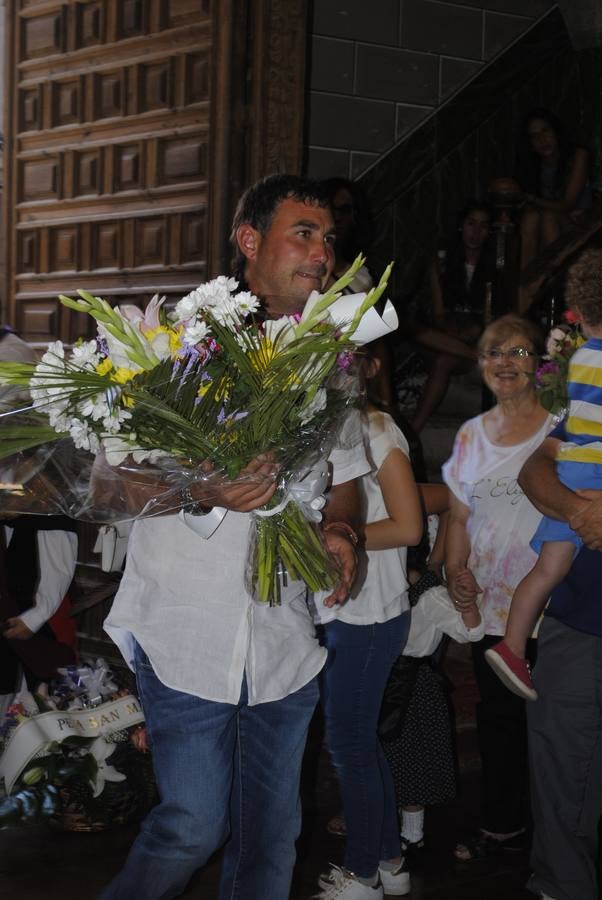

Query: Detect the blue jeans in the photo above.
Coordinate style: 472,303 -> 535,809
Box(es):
321,614 -> 409,878
100,643 -> 319,900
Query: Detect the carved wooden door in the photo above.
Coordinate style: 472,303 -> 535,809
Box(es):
3,0 -> 308,346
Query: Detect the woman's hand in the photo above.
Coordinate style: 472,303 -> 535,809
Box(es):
3,617 -> 34,640
322,528 -> 358,608
448,566 -> 481,610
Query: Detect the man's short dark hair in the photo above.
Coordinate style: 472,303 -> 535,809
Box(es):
230,173 -> 330,281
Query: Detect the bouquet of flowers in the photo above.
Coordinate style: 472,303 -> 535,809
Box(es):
0,256 -> 397,604
0,659 -> 154,831
535,312 -> 585,415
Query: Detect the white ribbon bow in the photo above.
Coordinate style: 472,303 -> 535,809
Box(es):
253,462 -> 330,523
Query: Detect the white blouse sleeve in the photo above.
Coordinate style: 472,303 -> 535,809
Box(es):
19,531 -> 78,633
407,584 -> 485,656
369,412 -> 409,472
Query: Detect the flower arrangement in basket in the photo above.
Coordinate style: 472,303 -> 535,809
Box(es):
0,659 -> 155,832
0,257 -> 397,605
534,312 -> 586,415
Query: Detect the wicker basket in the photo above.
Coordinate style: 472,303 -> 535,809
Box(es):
55,741 -> 157,832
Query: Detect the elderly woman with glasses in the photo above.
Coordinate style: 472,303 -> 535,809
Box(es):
441,314 -> 553,861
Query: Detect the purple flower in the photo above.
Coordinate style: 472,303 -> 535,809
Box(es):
337,351 -> 354,371
182,350 -> 200,379
536,361 -> 560,378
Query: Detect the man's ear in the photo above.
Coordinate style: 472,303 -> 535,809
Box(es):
365,355 -> 381,381
236,224 -> 261,261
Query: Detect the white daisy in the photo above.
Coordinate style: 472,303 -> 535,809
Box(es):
183,321 -> 210,345
71,340 -> 101,370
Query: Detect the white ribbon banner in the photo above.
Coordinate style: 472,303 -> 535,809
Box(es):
0,695 -> 145,795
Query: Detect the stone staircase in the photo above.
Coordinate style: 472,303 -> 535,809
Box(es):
420,368 -> 483,482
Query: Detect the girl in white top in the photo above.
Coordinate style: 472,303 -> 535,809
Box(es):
316,346 -> 423,900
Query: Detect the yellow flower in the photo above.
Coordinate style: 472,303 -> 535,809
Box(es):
144,324 -> 183,358
197,376 -> 231,402
108,366 -> 138,408
248,338 -> 277,372
247,337 -> 300,388
111,367 -> 139,385
96,358 -> 113,376
215,376 -> 232,402
169,325 -> 185,356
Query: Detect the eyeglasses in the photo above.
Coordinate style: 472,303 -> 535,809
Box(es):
479,347 -> 538,361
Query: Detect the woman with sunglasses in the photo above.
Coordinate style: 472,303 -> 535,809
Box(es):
441,314 -> 553,861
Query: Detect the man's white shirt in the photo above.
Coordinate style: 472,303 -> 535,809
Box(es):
104,412 -> 370,705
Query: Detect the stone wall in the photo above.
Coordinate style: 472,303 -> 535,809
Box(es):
354,9 -> 602,303
305,0 -> 556,178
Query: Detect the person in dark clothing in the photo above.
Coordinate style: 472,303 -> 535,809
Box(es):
410,201 -> 495,433
516,108 -> 591,271
0,328 -> 78,713
520,423 -> 602,900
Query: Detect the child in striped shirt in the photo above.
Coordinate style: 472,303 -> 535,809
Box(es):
486,248 -> 602,700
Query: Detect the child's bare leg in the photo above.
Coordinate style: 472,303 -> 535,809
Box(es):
505,541 -> 575,657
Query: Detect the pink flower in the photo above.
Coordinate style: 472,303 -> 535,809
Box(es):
563,309 -> 581,325
120,294 -> 165,334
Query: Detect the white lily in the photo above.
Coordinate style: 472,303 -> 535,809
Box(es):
88,737 -> 126,798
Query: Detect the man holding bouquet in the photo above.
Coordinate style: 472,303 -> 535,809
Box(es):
101,175 -> 370,900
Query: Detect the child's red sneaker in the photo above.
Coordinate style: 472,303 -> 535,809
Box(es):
484,641 -> 538,701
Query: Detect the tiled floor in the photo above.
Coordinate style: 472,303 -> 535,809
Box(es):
0,649 -> 537,900
0,745 -> 535,900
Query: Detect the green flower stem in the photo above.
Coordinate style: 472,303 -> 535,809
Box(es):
59,292 -> 160,370
344,262 -> 394,338
0,361 -> 37,386
294,254 -> 366,338
254,502 -> 339,605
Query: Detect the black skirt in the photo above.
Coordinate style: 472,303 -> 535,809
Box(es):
379,655 -> 457,807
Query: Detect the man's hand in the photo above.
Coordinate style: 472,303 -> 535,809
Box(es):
321,528 -> 357,608
448,567 -> 481,611
569,489 -> 602,550
3,617 -> 34,640
193,455 -> 279,513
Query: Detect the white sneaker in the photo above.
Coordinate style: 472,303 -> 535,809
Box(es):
315,865 -> 384,899
378,860 -> 411,896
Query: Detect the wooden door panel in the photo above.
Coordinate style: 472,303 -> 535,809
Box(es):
6,0 -> 213,346
5,0 -> 309,345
